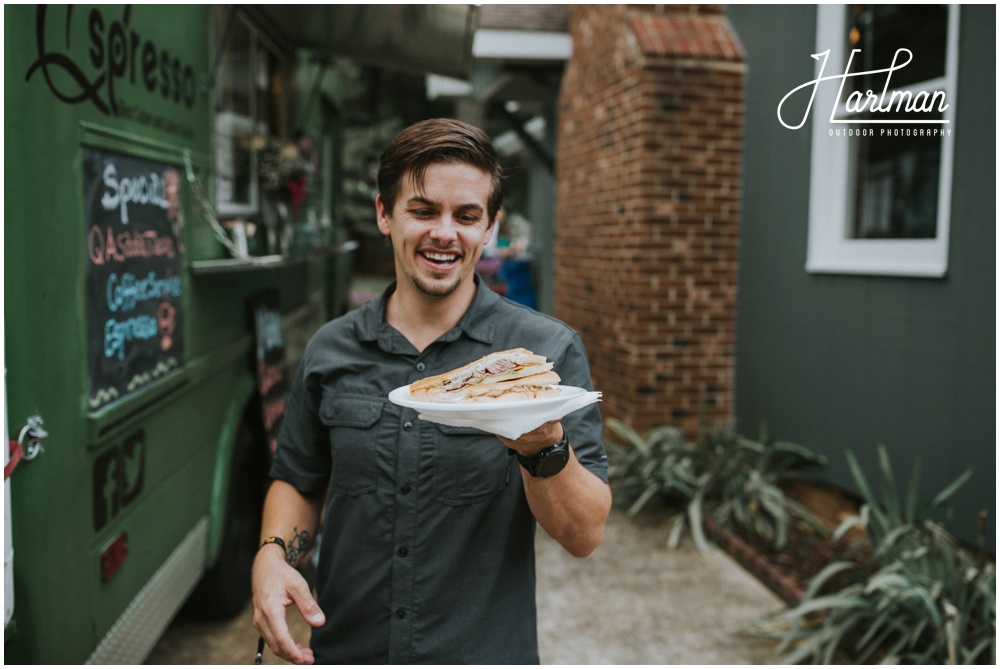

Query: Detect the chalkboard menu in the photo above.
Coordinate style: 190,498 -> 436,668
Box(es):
85,148 -> 185,410
251,291 -> 287,456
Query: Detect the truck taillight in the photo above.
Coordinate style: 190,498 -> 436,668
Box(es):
100,533 -> 128,582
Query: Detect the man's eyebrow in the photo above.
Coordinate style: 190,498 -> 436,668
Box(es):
405,196 -> 484,213
405,195 -> 437,207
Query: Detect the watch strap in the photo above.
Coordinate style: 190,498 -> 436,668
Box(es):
516,427 -> 570,478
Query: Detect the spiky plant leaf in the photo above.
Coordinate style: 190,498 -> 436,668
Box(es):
666,513 -> 686,550
903,457 -> 922,523
687,479 -> 711,554
875,445 -> 901,527
626,484 -> 661,517
922,468 -> 973,515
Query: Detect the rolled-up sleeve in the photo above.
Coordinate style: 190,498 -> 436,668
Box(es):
270,362 -> 331,494
554,332 -> 608,483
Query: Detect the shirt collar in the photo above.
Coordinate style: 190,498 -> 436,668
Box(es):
355,275 -> 499,348
454,275 -> 500,344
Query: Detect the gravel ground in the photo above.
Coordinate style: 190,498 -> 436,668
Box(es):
147,509 -> 783,664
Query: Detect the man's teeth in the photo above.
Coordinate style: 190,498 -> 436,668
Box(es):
424,252 -> 458,262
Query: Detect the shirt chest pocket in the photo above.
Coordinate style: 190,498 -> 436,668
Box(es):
319,394 -> 383,497
426,424 -> 513,506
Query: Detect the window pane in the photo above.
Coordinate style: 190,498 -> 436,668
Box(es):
214,8 -> 252,116
844,5 -> 947,99
850,109 -> 942,239
258,50 -> 281,134
214,113 -> 258,213
843,5 -> 947,240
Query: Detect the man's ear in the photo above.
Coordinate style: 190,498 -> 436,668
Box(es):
375,194 -> 391,236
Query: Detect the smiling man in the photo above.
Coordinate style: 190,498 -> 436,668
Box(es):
375,159 -> 496,351
252,118 -> 611,664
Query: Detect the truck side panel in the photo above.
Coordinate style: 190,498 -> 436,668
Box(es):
3,6 -> 330,662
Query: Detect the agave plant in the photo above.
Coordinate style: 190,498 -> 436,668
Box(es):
606,420 -> 708,549
707,435 -> 827,550
606,419 -> 826,554
752,445 -> 995,664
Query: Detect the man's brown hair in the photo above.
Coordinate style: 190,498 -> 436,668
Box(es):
377,118 -> 504,223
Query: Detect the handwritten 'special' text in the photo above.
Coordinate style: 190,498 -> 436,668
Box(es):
100,163 -> 172,224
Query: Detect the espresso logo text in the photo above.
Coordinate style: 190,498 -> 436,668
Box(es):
25,5 -> 197,116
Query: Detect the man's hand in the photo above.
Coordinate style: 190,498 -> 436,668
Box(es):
252,544 -> 326,665
496,420 -> 564,457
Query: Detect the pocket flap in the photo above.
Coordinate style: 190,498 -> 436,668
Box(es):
431,423 -> 492,437
319,394 -> 384,428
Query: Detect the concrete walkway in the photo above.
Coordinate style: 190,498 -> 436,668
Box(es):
148,509 -> 783,664
536,508 -> 783,664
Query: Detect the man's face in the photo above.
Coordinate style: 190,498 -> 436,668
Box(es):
376,162 -> 494,300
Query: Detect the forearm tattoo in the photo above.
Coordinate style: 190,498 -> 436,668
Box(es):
285,527 -> 312,566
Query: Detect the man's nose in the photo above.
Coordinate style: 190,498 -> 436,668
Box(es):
428,215 -> 459,241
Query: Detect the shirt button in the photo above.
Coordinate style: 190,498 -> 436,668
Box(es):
400,484 -> 411,495
416,362 -> 426,372
397,546 -> 409,557
403,421 -> 413,431
395,608 -> 407,619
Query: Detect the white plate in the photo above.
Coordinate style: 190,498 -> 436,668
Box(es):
388,384 -> 588,419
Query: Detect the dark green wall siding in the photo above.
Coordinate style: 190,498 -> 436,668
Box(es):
728,5 -> 995,548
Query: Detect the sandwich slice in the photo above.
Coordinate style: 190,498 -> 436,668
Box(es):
409,348 -> 561,402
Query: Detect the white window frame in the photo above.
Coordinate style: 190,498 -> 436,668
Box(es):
214,111 -> 264,217
213,11 -> 279,218
805,5 -> 960,278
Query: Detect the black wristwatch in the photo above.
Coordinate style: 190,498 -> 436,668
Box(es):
516,427 -> 570,478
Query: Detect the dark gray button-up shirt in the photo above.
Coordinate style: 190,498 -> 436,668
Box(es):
271,279 -> 607,664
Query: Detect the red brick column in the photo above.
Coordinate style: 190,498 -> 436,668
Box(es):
555,5 -> 745,437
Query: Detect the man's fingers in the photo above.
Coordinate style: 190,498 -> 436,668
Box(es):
255,594 -> 316,664
498,420 -> 564,452
289,578 -> 326,627
252,606 -> 281,660
251,538 -> 323,663
263,615 -> 315,664
262,580 -> 324,663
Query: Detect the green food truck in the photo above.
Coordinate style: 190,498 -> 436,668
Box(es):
2,5 -> 359,662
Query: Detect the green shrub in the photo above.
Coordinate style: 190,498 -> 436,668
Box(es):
752,445 -> 995,664
606,419 -> 826,553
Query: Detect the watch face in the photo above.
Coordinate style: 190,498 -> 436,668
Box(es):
538,450 -> 570,478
